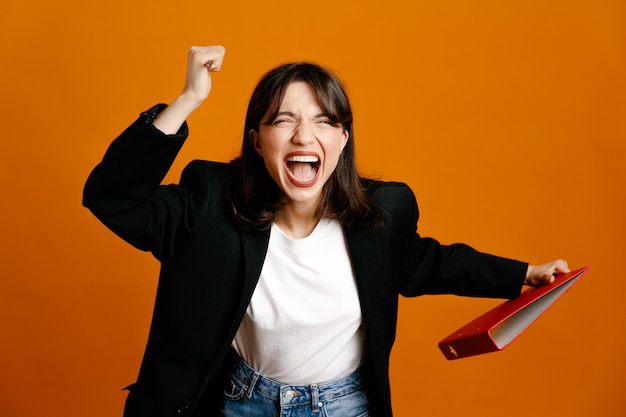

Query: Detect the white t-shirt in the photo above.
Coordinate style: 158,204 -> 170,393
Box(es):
232,219 -> 365,384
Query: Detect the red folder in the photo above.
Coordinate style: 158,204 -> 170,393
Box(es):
438,265 -> 590,360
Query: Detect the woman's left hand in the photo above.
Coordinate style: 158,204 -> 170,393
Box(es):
524,259 -> 570,286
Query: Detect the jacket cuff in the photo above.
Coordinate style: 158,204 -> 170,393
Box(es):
140,103 -> 189,138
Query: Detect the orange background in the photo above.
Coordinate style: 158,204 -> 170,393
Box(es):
1,0 -> 624,416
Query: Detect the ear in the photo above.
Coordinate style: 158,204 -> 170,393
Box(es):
249,129 -> 262,156
341,129 -> 349,151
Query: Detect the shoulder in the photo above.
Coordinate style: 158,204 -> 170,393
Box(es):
180,160 -> 233,183
364,179 -> 417,212
360,179 -> 419,230
174,161 -> 234,202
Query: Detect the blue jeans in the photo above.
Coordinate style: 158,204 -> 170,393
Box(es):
220,356 -> 370,417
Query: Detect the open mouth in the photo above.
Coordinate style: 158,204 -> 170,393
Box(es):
285,154 -> 320,185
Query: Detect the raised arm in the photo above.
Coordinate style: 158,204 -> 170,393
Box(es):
153,45 -> 226,134
83,46 -> 227,257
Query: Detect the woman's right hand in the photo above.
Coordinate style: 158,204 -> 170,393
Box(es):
180,45 -> 226,105
153,45 -> 226,135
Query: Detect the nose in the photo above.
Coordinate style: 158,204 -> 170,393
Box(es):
292,121 -> 316,145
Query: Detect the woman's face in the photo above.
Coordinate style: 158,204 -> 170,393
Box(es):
250,81 -> 349,212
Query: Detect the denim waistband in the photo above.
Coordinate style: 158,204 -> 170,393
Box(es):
229,356 -> 365,409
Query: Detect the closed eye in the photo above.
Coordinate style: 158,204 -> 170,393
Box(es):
316,118 -> 338,127
270,118 -> 295,126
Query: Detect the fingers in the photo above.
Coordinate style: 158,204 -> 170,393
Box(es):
189,45 -> 226,72
552,259 -> 570,274
180,45 -> 226,104
544,259 -> 570,283
525,259 -> 570,287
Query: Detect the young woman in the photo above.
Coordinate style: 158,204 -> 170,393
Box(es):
83,45 -> 568,417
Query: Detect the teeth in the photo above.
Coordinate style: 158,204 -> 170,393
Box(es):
286,155 -> 319,163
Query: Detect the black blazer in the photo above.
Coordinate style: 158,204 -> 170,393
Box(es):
83,106 -> 528,417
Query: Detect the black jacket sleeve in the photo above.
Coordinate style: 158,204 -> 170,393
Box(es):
376,182 -> 527,299
82,104 -> 190,258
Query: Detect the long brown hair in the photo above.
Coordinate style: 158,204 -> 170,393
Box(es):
228,62 -> 382,230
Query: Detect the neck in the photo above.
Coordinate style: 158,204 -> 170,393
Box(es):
275,203 -> 321,240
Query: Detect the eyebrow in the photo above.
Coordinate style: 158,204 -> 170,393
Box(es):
274,111 -> 329,118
